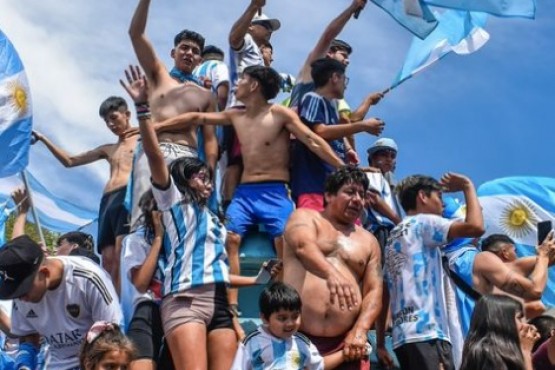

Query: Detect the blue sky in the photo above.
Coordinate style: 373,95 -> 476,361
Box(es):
1,0 -> 554,218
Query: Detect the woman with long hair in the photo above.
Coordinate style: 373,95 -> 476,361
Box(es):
126,68 -> 236,370
460,294 -> 540,370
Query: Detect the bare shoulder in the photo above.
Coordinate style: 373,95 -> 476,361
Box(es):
285,208 -> 320,231
356,224 -> 380,254
271,104 -> 294,119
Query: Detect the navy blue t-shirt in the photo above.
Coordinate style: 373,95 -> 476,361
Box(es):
291,92 -> 346,197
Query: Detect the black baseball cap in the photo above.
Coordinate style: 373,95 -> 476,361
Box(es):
330,39 -> 353,55
0,235 -> 44,300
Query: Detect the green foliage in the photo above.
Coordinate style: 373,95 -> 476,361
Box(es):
4,214 -> 60,250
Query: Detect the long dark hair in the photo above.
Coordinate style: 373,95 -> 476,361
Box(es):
133,189 -> 158,243
169,156 -> 212,207
460,294 -> 525,370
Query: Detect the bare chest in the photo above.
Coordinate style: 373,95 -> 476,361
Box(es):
107,140 -> 136,168
318,233 -> 369,276
150,84 -> 207,121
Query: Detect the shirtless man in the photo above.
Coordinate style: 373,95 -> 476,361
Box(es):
33,96 -> 136,289
283,166 -> 383,370
149,65 -> 345,322
127,0 -> 217,224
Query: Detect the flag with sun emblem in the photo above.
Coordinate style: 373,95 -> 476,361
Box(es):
478,177 -> 555,305
0,29 -> 33,178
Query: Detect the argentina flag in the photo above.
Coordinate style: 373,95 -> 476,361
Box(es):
478,177 -> 555,306
0,29 -> 32,178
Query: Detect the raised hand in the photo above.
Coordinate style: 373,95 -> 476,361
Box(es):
119,65 -> 148,104
439,172 -> 472,193
11,188 -> 30,214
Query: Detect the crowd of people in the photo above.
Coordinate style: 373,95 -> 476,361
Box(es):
1,0 -> 555,369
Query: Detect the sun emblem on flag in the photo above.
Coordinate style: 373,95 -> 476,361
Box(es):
8,80 -> 29,117
499,198 -> 539,239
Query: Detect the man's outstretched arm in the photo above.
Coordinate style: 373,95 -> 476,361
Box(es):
296,0 -> 367,83
33,131 -> 108,167
129,0 -> 165,83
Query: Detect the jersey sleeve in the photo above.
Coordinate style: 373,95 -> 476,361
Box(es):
230,341 -> 251,370
211,63 -> 230,88
303,340 -> 325,370
420,214 -> 454,248
299,93 -> 326,128
10,301 -> 37,337
152,179 -> 182,212
122,232 -> 150,279
77,267 -> 123,325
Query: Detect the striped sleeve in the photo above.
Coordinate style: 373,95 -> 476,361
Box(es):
299,93 -> 326,128
73,268 -> 122,325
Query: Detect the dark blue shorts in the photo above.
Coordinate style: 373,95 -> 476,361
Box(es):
225,182 -> 294,238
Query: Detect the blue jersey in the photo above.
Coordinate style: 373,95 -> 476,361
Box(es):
291,92 -> 345,197
384,214 -> 453,348
152,179 -> 229,295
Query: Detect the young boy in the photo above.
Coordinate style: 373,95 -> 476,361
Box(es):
33,96 -> 137,289
231,282 -> 347,370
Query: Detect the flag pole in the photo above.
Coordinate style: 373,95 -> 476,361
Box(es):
20,170 -> 47,247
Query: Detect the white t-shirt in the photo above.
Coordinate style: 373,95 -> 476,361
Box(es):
384,214 -> 453,349
231,326 -> 324,370
364,172 -> 399,231
11,256 -> 122,370
228,33 -> 264,107
193,60 -> 230,93
120,228 -> 164,327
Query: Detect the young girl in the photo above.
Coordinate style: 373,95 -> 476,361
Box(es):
80,321 -> 135,370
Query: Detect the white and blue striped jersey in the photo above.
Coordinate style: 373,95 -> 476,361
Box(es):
384,214 -> 454,349
228,33 -> 264,107
152,179 -> 229,296
231,327 -> 324,370
193,60 -> 230,93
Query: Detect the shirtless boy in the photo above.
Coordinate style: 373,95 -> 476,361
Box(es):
151,65 -> 345,319
33,96 -> 136,289
283,166 -> 383,370
127,0 -> 218,224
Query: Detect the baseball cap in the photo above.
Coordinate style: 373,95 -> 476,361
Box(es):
202,45 -> 224,57
367,138 -> 398,158
330,39 -> 353,55
251,13 -> 281,32
0,235 -> 44,300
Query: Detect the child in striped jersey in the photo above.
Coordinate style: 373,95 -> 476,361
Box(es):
231,282 -> 349,370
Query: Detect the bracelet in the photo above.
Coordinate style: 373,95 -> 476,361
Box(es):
136,111 -> 151,120
135,102 -> 151,120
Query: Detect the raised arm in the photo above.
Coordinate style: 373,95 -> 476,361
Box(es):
349,92 -> 384,121
129,0 -> 165,83
284,209 -> 358,310
11,188 -> 30,239
279,106 -> 344,168
33,131 -> 108,167
229,0 -> 264,50
441,173 -> 485,240
297,0 -> 367,82
476,233 -> 555,300
343,239 -> 383,361
130,211 -> 163,293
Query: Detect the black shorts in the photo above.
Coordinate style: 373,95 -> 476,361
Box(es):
97,186 -> 130,253
127,301 -> 174,368
394,339 -> 454,370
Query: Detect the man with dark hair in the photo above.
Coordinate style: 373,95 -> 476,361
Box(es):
148,65 -> 345,334
56,231 -> 100,264
0,235 -> 121,369
283,166 -> 382,370
32,95 -> 136,288
382,173 -> 484,370
291,58 -> 384,211
127,0 -> 218,226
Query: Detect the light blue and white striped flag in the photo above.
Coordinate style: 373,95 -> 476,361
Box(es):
0,172 -> 98,234
371,0 -> 439,39
392,9 -> 489,87
423,0 -> 536,19
478,177 -> 555,306
0,29 -> 33,178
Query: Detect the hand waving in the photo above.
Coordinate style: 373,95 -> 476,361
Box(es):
119,65 -> 148,104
